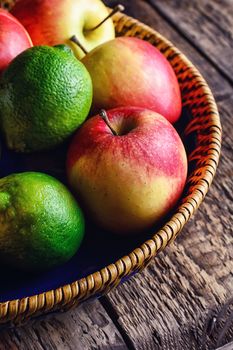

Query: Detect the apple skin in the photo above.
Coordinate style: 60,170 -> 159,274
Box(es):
82,37 -> 182,124
67,107 -> 187,234
11,0 -> 115,60
0,9 -> 32,74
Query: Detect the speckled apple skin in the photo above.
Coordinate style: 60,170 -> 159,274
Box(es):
11,0 -> 115,59
82,37 -> 182,124
0,9 -> 32,74
67,107 -> 187,235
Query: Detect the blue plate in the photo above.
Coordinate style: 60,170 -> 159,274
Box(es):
0,139 -> 151,303
0,109 -> 192,304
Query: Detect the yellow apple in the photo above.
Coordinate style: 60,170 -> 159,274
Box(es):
11,0 -> 115,59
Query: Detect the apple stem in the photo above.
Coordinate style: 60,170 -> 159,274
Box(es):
99,109 -> 118,136
86,4 -> 125,32
70,35 -> 88,55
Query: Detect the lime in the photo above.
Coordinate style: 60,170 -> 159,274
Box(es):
0,172 -> 85,271
0,45 -> 92,152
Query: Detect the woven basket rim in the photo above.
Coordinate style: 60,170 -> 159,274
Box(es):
0,11 -> 222,325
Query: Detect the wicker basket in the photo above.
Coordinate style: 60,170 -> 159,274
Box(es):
0,3 -> 221,325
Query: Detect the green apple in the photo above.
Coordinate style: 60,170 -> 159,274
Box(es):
11,0 -> 116,59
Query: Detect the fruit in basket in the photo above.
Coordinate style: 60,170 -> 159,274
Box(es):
11,0 -> 116,60
0,9 -> 32,75
67,107 -> 187,234
82,37 -> 182,124
0,45 -> 92,153
0,172 -> 85,271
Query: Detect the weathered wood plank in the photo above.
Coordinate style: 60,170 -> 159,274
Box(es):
217,341 -> 233,350
105,1 -> 233,349
0,299 -> 127,350
147,0 -> 233,84
0,1 -> 232,350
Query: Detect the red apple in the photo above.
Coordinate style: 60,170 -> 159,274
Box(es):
67,107 -> 187,234
0,9 -> 32,74
82,37 -> 182,124
11,0 -> 115,60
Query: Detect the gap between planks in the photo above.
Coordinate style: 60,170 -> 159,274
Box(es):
147,0 -> 233,87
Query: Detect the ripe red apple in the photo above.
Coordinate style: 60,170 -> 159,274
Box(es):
82,37 -> 182,124
11,0 -> 115,60
0,9 -> 32,74
67,107 -> 187,234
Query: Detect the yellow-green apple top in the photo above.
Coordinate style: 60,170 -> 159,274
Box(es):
67,107 -> 187,235
11,0 -> 115,59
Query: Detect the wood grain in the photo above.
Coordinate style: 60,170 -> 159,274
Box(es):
148,0 -> 233,84
0,299 -> 127,350
105,1 -> 233,349
217,341 -> 233,350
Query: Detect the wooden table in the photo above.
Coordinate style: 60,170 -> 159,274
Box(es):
0,1 -> 233,349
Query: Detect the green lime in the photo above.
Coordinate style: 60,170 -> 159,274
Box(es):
0,172 -> 85,271
0,45 -> 92,152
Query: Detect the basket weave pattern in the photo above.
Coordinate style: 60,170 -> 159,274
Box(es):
0,4 -> 222,325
